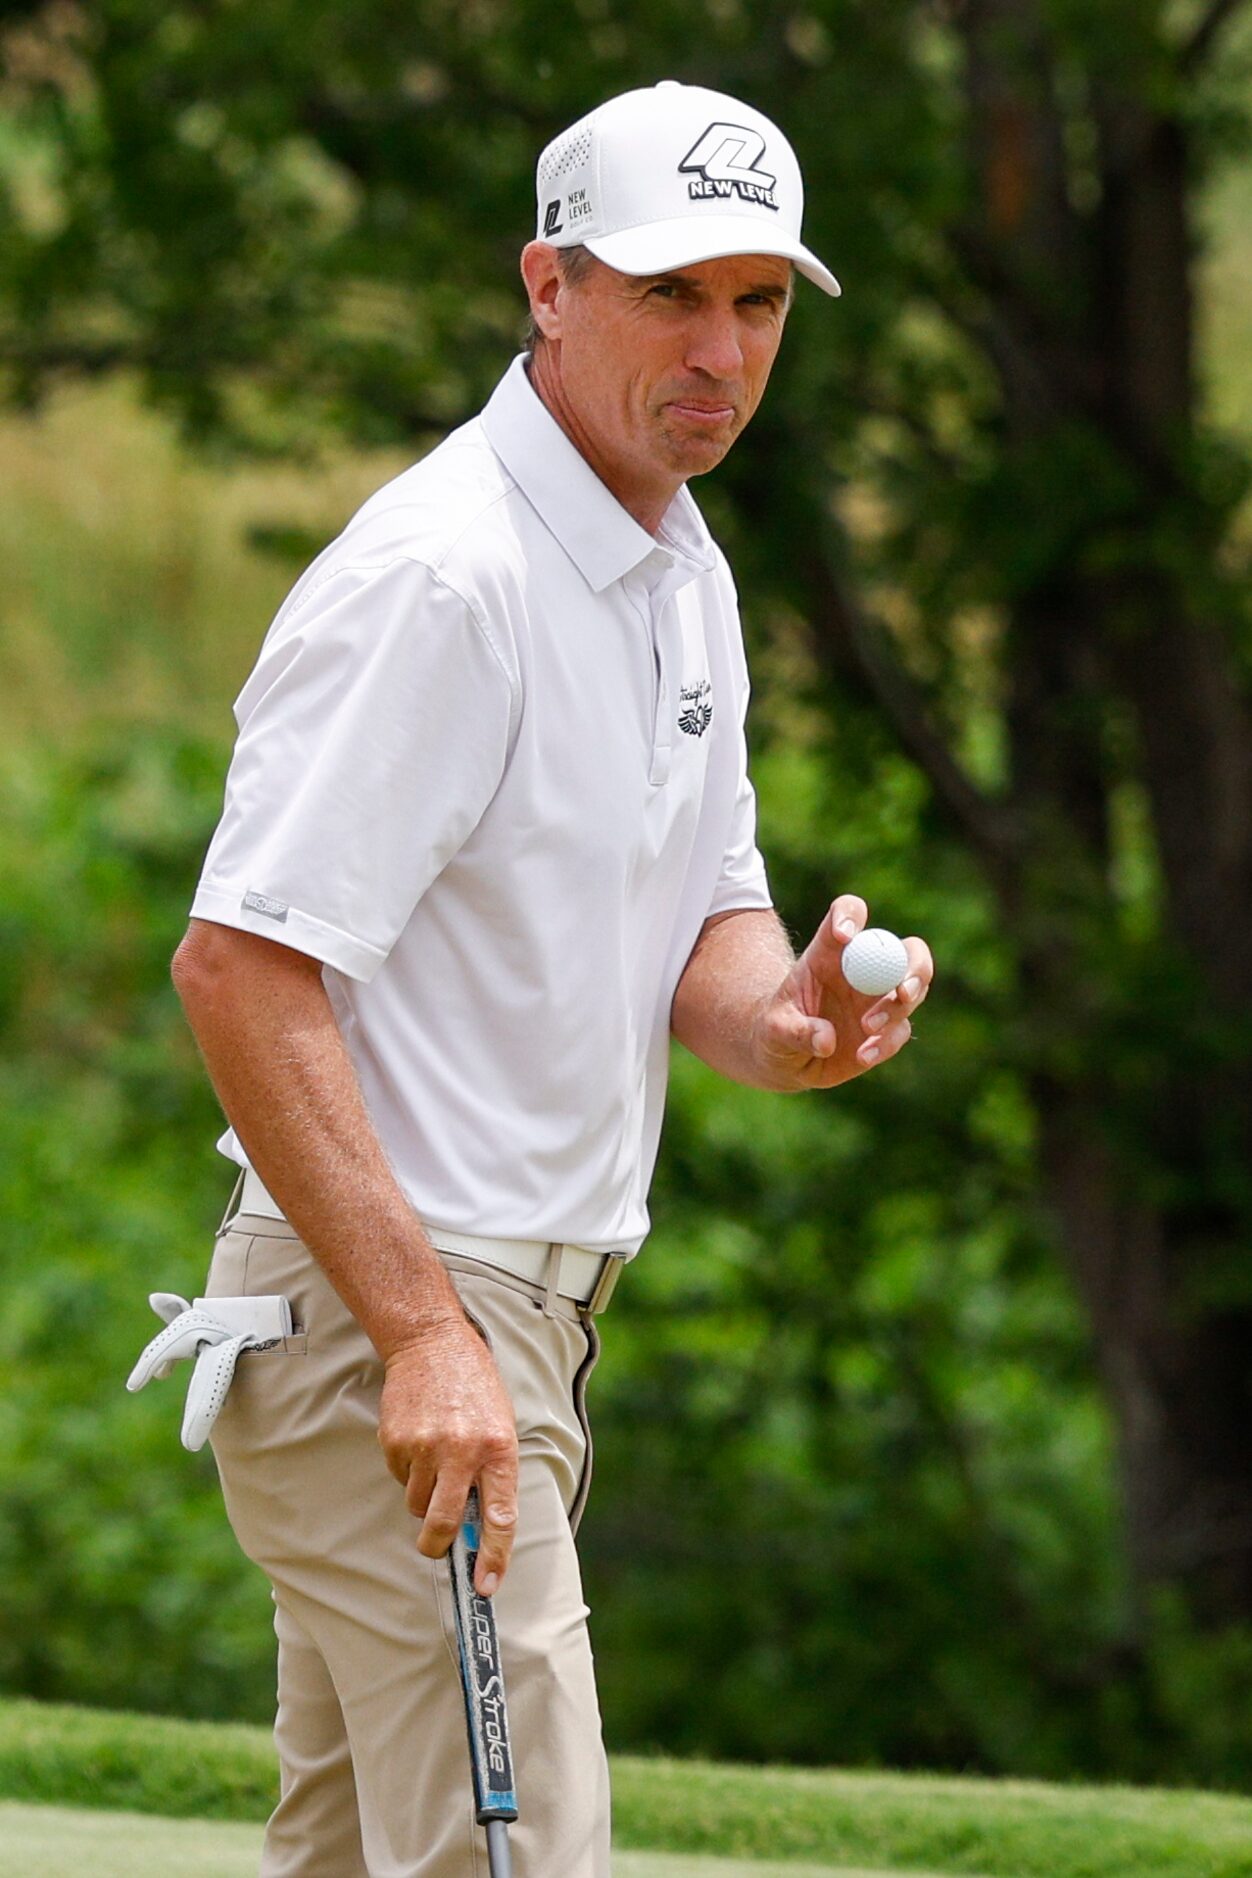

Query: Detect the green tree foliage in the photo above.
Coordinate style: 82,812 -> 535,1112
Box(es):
4,0 -> 1252,1784
0,727 -> 1248,1784
0,735 -> 274,1717
0,729 -> 1101,1761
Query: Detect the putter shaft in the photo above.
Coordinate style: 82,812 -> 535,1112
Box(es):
485,1816 -> 513,1878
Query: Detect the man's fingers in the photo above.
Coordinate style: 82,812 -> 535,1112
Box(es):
780,1006 -> 836,1051
378,1318 -> 520,1579
860,937 -> 933,1035
829,895 -> 867,944
808,1018 -> 837,1058
763,1005 -> 837,1066
800,895 -> 868,985
898,936 -> 934,1008
474,1458 -> 520,1596
857,1015 -> 912,1066
409,1439 -> 518,1588
415,1467 -> 477,1560
399,1454 -> 435,1513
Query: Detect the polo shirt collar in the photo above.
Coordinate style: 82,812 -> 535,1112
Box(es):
481,355 -> 716,594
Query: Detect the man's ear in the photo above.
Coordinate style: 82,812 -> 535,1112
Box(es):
520,242 -> 565,344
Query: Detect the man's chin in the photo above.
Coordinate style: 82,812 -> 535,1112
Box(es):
657,424 -> 737,477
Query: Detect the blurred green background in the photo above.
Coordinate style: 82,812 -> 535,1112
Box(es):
2,0 -> 1252,1795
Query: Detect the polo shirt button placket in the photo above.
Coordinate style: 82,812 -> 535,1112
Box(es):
648,591 -> 673,787
643,557 -> 685,788
624,568 -> 671,788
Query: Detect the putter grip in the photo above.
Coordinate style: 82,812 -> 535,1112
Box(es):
449,1489 -> 518,1826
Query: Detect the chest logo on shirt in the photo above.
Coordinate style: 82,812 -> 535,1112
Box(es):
678,679 -> 714,738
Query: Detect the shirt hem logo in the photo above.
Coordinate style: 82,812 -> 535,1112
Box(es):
243,889 -> 289,923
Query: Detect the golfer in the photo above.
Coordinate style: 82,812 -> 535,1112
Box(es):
172,80 -> 932,1878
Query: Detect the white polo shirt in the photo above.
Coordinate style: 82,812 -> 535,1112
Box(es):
191,355 -> 772,1255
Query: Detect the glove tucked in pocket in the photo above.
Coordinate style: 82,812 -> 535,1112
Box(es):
126,1292 -> 294,1451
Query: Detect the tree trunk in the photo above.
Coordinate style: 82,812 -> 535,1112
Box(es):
1039,1094 -> 1252,1620
956,0 -> 1252,1620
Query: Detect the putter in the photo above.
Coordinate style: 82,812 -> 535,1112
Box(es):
449,1487 -> 517,1878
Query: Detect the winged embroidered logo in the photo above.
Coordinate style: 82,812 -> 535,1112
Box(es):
678,680 -> 714,737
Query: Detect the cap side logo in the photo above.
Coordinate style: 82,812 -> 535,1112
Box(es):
543,199 -> 564,237
678,123 -> 778,210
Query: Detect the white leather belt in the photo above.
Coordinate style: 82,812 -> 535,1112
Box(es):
236,1167 -> 625,1314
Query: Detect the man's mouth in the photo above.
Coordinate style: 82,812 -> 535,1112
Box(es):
665,398 -> 737,424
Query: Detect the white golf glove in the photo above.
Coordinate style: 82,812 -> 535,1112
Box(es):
126,1291 -> 291,1452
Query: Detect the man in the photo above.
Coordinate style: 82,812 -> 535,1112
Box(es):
171,79 -> 931,1878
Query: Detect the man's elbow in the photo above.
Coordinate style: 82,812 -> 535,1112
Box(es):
171,920 -> 230,1022
170,920 -> 260,1015
172,920 -> 324,1018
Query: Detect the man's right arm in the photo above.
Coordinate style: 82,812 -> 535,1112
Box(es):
171,917 -> 518,1596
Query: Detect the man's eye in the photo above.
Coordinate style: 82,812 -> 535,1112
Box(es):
648,283 -> 678,298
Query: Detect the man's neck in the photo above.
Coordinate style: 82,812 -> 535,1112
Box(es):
524,347 -> 676,537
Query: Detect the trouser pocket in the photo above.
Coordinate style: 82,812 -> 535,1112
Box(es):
568,1313 -> 600,1535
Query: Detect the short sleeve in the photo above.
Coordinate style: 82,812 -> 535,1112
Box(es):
705,605 -> 771,921
705,764 -> 772,919
191,556 -> 516,981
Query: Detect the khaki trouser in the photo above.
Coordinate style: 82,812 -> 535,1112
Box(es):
205,1209 -> 612,1878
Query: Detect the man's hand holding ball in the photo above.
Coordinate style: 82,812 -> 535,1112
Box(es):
753,897 -> 933,1090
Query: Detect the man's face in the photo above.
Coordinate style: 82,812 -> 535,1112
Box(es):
532,249 -> 792,511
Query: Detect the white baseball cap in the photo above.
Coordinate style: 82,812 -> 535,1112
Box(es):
534,80 -> 840,297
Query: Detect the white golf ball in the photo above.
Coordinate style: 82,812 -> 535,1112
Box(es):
841,927 -> 910,997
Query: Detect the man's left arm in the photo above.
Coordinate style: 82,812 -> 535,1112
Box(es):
670,895 -> 932,1093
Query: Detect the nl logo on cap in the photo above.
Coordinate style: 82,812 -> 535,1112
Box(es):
543,189 -> 592,239
678,123 -> 779,210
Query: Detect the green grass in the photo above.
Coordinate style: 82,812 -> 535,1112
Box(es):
0,1803 -> 266,1878
0,1803 -> 945,1878
3,1701 -> 1252,1877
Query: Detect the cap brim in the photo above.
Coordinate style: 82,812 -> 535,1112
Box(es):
584,215 -> 840,297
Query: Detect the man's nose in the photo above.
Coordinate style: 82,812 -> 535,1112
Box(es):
683,310 -> 744,381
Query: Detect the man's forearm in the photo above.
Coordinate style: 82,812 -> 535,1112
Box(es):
171,921 -> 466,1361
670,907 -> 798,1090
